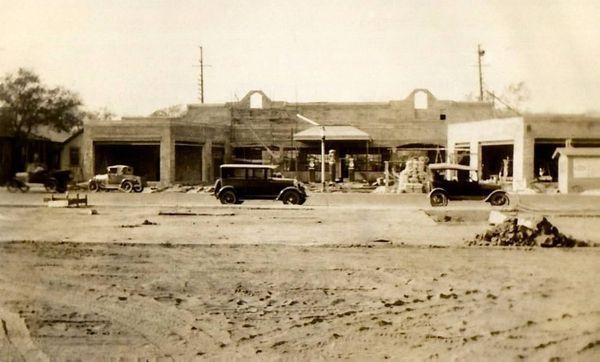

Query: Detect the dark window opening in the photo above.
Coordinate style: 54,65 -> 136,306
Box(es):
534,141 -> 564,182
440,114 -> 446,120
480,144 -> 514,180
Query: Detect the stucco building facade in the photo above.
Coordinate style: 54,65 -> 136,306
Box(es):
447,114 -> 600,190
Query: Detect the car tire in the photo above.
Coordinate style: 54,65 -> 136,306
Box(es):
429,191 -> 448,207
219,190 -> 237,204
489,192 -> 509,206
44,179 -> 57,193
89,181 -> 100,192
120,180 -> 134,193
281,190 -> 301,205
133,184 -> 143,193
7,180 -> 19,193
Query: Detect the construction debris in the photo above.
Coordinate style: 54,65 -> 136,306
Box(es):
395,157 -> 430,193
44,193 -> 88,208
468,217 -> 588,247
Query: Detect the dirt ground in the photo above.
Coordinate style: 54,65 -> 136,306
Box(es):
0,193 -> 599,361
1,242 -> 599,361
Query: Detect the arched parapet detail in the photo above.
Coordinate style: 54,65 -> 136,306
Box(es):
405,89 -> 437,110
237,90 -> 273,109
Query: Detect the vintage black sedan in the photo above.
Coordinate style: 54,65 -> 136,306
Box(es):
427,163 -> 509,207
214,164 -> 307,205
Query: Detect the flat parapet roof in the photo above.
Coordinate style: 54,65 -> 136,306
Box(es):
220,164 -> 278,169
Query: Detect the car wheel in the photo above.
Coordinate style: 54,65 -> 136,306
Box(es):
44,180 -> 57,193
282,190 -> 301,205
489,192 -> 509,206
120,180 -> 134,193
219,190 -> 237,204
89,181 -> 100,192
133,184 -> 143,193
429,191 -> 448,207
7,180 -> 20,193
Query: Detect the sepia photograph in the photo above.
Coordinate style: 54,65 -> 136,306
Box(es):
0,0 -> 599,360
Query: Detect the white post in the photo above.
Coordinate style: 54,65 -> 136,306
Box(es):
296,114 -> 327,193
321,127 -> 326,192
384,161 -> 389,192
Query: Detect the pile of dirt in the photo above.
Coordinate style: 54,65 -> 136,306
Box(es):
468,217 -> 587,248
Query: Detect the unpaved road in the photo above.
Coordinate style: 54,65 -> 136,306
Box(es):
0,193 -> 599,360
0,241 -> 599,361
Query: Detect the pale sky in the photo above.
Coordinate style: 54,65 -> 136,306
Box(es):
1,0 -> 598,116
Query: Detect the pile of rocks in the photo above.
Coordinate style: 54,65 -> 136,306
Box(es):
468,217 -> 586,247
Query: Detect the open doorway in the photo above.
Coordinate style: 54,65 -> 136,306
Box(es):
534,140 -> 565,181
480,144 -> 513,180
94,143 -> 161,181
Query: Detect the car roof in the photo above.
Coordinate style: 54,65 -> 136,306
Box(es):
220,164 -> 278,169
428,163 -> 477,171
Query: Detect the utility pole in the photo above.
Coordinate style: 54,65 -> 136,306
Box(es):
194,46 -> 212,103
477,44 -> 485,101
199,46 -> 205,103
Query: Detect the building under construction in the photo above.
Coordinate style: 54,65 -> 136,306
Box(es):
75,89 -> 496,185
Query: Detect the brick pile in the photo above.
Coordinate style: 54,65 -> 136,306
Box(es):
468,217 -> 587,247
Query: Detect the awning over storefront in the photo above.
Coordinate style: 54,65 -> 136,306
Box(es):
293,126 -> 371,141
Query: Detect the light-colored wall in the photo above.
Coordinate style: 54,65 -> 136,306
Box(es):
447,117 -> 526,190
557,153 -> 600,193
448,115 -> 600,191
61,132 -> 84,182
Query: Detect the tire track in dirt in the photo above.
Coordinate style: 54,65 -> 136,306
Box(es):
0,306 -> 49,361
0,275 -> 223,360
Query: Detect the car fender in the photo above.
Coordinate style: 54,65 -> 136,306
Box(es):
484,190 -> 509,204
428,188 -> 448,198
216,185 -> 237,199
276,186 -> 303,201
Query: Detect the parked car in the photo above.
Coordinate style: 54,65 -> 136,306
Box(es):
88,165 -> 144,193
214,164 -> 307,205
427,163 -> 509,206
7,169 -> 71,193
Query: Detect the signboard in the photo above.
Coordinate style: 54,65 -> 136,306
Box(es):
573,157 -> 600,178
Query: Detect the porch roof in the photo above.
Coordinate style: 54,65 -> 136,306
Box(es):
552,147 -> 600,159
293,126 -> 371,141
